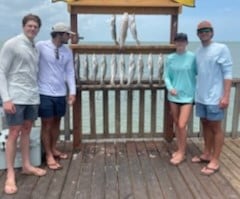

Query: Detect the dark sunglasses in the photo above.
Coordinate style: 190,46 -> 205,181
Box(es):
55,48 -> 59,60
197,28 -> 213,34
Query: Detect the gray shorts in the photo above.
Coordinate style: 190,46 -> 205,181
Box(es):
5,105 -> 38,126
195,103 -> 224,121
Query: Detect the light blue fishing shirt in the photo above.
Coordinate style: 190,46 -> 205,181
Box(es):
36,40 -> 76,97
164,51 -> 197,103
195,42 -> 232,105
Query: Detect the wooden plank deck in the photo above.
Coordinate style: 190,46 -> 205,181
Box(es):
0,138 -> 240,199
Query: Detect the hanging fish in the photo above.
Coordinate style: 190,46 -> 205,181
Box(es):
92,54 -> 98,81
119,54 -> 125,85
74,54 -> 80,81
127,53 -> 136,85
129,14 -> 140,45
119,12 -> 129,48
110,15 -> 119,45
83,54 -> 89,81
100,55 -> 107,85
110,54 -> 117,85
148,53 -> 153,84
137,54 -> 144,85
157,54 -> 164,84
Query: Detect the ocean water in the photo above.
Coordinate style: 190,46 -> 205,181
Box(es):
0,41 -> 239,134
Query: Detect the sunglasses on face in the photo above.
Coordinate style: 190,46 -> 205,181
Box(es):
197,28 -> 213,34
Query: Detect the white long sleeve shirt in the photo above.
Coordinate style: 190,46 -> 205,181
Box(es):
0,34 -> 40,104
36,40 -> 76,97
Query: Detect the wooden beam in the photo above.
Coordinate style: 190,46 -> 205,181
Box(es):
70,44 -> 176,54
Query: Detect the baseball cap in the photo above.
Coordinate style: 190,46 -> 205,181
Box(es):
174,33 -> 188,42
52,22 -> 75,35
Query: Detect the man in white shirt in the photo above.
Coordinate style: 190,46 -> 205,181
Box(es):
0,14 -> 46,195
36,23 -> 76,170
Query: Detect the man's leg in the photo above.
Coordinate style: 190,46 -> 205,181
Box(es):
201,119 -> 214,160
5,125 -> 21,194
51,117 -> 67,158
21,120 -> 46,175
206,120 -> 223,168
41,117 -> 62,169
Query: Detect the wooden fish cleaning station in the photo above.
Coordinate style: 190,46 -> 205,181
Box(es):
68,0 -> 180,150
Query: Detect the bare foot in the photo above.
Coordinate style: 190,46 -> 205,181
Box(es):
22,166 -> 46,177
4,179 -> 18,194
170,154 -> 186,166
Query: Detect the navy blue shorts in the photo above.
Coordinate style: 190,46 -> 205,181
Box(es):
39,95 -> 66,118
5,105 -> 38,126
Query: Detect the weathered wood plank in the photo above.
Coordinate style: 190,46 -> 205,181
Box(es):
89,91 -> 96,138
74,143 -> 95,199
44,143 -> 72,199
127,91 -> 133,136
135,141 -> 164,198
126,142 -> 148,199
60,148 -> 83,199
103,90 -> 109,137
155,141 -> 194,199
115,90 -> 121,136
151,89 -> 157,135
105,143 -> 118,199
71,44 -> 177,54
115,142 -> 133,199
190,138 -> 240,198
145,141 -> 178,199
90,143 -> 105,199
139,90 -> 145,136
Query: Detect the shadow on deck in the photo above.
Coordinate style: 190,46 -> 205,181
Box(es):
0,138 -> 240,199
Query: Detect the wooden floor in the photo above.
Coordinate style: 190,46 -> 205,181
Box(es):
0,138 -> 240,199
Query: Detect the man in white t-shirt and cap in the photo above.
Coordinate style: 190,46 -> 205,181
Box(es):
36,22 -> 76,170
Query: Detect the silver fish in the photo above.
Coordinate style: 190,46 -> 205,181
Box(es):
100,55 -> 107,85
157,54 -> 164,84
92,54 -> 98,81
119,12 -> 129,48
137,54 -> 144,85
83,54 -> 89,81
110,54 -> 117,85
127,53 -> 136,85
110,15 -> 119,45
148,53 -> 153,84
74,54 -> 80,81
119,54 -> 125,85
129,14 -> 140,45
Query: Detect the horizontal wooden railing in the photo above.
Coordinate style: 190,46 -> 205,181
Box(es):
62,78 -> 240,144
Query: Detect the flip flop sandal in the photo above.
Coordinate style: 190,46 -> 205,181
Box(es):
200,166 -> 220,176
54,153 -> 68,160
191,156 -> 210,163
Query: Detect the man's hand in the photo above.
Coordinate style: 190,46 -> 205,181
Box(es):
3,100 -> 16,114
68,95 -> 76,105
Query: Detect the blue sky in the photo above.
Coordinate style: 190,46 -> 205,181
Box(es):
0,0 -> 239,42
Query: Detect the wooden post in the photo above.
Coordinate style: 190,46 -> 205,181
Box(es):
70,14 -> 82,150
163,14 -> 178,142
